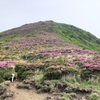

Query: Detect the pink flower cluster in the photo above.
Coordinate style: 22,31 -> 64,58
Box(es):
0,61 -> 15,68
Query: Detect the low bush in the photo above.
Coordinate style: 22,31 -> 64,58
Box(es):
0,68 -> 5,78
35,80 -> 55,93
0,68 -> 16,82
15,64 -> 29,80
0,76 -> 4,83
15,64 -> 27,72
44,70 -> 62,80
80,69 -> 98,81
17,83 -> 31,89
0,85 -> 6,95
64,67 -> 79,75
89,93 -> 99,100
3,71 -> 12,80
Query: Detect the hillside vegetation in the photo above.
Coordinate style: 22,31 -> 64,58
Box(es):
0,21 -> 100,51
0,21 -> 100,100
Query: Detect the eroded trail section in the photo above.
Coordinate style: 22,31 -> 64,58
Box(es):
8,81 -> 50,100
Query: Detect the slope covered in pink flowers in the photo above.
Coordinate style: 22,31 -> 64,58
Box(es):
0,21 -> 100,70
0,21 -> 100,100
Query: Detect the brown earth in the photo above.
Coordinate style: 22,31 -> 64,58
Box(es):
8,81 -> 51,100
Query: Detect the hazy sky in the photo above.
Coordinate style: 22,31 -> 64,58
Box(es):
0,0 -> 100,38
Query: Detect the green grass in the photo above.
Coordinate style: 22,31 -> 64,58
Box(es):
0,21 -> 100,51
51,22 -> 100,51
33,74 -> 44,81
79,81 -> 100,90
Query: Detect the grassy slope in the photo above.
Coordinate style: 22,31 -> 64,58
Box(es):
0,21 -> 100,100
0,21 -> 100,51
51,22 -> 100,51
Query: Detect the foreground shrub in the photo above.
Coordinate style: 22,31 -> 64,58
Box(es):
15,64 -> 27,72
0,68 -> 16,82
35,80 -> 55,93
44,70 -> 62,80
0,68 -> 5,78
81,69 -> 91,79
0,85 -> 6,95
0,76 -> 4,83
3,71 -> 12,80
44,65 -> 65,80
17,83 -> 31,89
80,69 -> 99,81
89,93 -> 99,100
15,64 -> 28,80
15,64 -> 34,80
64,67 -> 79,76
59,93 -> 77,100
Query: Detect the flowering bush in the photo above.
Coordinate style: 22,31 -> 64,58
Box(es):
0,61 -> 15,69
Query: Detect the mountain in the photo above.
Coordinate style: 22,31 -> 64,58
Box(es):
0,20 -> 100,51
0,21 -> 100,100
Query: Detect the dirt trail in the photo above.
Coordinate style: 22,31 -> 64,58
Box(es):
8,81 -> 50,100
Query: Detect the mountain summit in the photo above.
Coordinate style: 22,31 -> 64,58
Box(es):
0,21 -> 100,51
0,21 -> 100,100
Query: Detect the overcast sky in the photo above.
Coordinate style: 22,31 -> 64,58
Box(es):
0,0 -> 100,38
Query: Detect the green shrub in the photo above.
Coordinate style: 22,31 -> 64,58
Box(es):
64,67 -> 79,76
56,57 -> 67,65
0,68 -> 5,78
41,85 -> 51,92
3,71 -> 12,80
59,93 -> 77,100
15,64 -> 28,80
89,93 -> 99,100
15,64 -> 27,72
35,81 -> 42,89
15,64 -> 34,80
0,76 -> 4,83
17,83 -> 31,89
20,72 -> 28,80
0,85 -> 6,95
3,68 -> 14,80
0,68 -> 16,81
44,71 -> 62,80
81,69 -> 92,81
35,80 -> 55,93
33,74 -> 44,81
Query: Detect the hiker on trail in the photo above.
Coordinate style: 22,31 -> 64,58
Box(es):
12,73 -> 15,82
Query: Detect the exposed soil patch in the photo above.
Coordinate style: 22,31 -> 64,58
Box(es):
8,81 -> 51,100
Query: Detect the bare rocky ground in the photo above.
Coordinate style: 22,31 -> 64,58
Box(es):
0,78 -> 97,100
1,81 -> 55,100
0,81 -> 90,100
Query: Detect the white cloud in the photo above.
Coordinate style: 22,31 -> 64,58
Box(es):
0,0 -> 100,38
